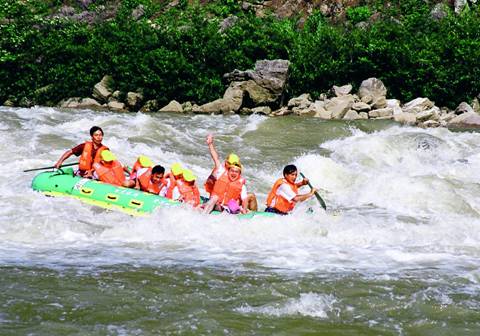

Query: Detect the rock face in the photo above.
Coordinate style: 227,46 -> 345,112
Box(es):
448,112 -> 480,127
92,75 -> 114,103
159,100 -> 183,113
197,59 -> 290,114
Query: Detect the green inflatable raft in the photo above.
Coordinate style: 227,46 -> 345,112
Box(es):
31,169 -> 276,219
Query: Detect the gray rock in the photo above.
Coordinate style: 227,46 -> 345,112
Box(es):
394,112 -> 417,125
352,102 -> 371,112
107,101 -> 126,111
359,78 -> 387,100
60,97 -> 102,109
402,97 -> 434,114
359,112 -> 369,119
332,84 -> 352,97
251,106 -> 272,115
431,3 -> 449,20
159,100 -> 183,113
288,93 -> 312,108
139,100 -> 158,113
455,102 -> 474,115
343,110 -> 361,120
454,0 -> 468,13
131,5 -> 145,20
270,107 -> 292,117
448,112 -> 480,127
417,107 -> 440,121
126,92 -> 144,110
371,96 -> 387,109
325,95 -> 355,119
386,99 -> 403,115
219,15 -> 238,33
93,75 -> 114,103
369,107 -> 393,118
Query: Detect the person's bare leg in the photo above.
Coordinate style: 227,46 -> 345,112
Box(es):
246,192 -> 258,211
202,195 -> 219,214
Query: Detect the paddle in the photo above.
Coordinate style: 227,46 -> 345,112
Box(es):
23,162 -> 79,172
300,172 -> 327,211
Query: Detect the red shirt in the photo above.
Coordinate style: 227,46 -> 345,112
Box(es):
71,143 -> 101,176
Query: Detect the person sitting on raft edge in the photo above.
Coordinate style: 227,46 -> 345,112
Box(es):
204,134 -> 258,211
163,162 -> 184,199
92,150 -> 134,188
54,126 -> 108,178
265,164 -> 318,215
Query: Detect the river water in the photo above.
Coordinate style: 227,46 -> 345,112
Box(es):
1,106 -> 479,335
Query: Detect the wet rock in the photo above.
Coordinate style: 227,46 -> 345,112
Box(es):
251,106 -> 271,115
107,101 -> 126,111
394,112 -> 417,125
159,100 -> 183,113
59,97 -> 102,109
270,107 -> 292,117
448,111 -> 480,127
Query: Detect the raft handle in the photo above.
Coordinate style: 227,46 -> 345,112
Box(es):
106,194 -> 118,202
80,188 -> 93,195
129,199 -> 143,208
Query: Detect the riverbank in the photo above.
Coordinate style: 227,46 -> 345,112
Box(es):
2,1 -> 480,110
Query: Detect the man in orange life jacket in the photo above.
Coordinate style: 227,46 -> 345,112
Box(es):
204,134 -> 258,211
162,162 -> 184,199
54,126 -> 108,178
265,164 -> 318,215
202,161 -> 248,214
136,164 -> 167,195
92,150 -> 132,187
174,169 -> 201,207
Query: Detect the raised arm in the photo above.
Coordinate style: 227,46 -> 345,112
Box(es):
206,134 -> 222,171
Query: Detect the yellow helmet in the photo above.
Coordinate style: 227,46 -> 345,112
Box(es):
226,153 -> 240,165
138,155 -> 153,168
182,169 -> 196,182
101,150 -> 116,162
171,162 -> 183,176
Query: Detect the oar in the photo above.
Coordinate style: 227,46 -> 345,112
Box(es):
300,172 -> 327,210
23,162 -> 79,172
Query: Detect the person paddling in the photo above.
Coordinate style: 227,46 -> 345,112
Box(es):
265,164 -> 318,215
92,150 -> 133,187
54,126 -> 108,178
204,134 -> 258,211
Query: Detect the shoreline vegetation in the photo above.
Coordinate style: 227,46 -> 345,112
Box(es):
1,1 -> 480,127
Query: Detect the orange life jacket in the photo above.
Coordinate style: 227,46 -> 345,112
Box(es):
129,159 -> 143,179
211,171 -> 245,206
137,168 -> 165,194
93,160 -> 125,186
164,172 -> 178,199
79,141 -> 108,171
177,180 -> 200,206
266,178 -> 299,213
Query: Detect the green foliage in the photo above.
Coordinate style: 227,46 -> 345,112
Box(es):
346,5 -> 372,24
1,0 -> 479,108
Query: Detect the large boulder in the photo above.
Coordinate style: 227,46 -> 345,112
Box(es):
448,112 -> 480,127
325,94 -> 355,119
358,78 -> 387,104
159,100 -> 183,113
402,97 -> 434,114
455,102 -> 474,115
223,59 -> 290,107
93,75 -> 114,103
59,97 -> 102,109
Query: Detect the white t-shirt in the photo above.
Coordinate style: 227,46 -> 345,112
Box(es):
272,182 -> 297,205
213,166 -> 248,200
